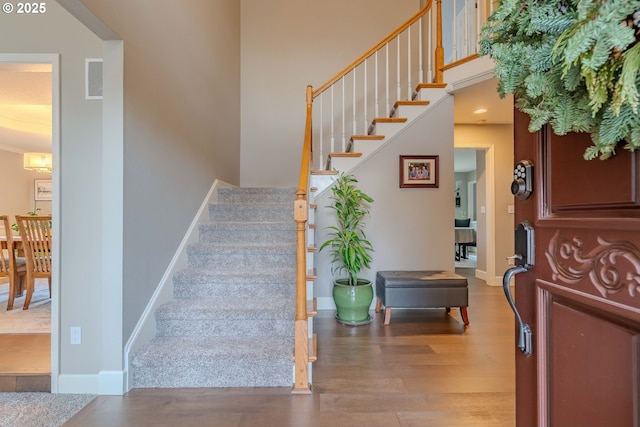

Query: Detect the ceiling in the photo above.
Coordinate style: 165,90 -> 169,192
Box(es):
0,63 -> 52,154
0,64 -> 512,172
453,78 -> 513,172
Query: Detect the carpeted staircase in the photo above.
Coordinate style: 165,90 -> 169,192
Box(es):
130,187 -> 297,388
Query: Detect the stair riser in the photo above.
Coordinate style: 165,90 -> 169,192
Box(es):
208,205 -> 292,222
392,105 -> 429,121
173,282 -> 294,299
217,189 -> 295,204
187,249 -> 295,269
131,361 -> 292,388
155,319 -> 293,338
199,227 -> 295,244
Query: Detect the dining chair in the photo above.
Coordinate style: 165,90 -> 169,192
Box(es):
15,215 -> 52,310
1,215 -> 27,310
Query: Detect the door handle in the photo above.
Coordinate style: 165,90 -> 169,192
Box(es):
502,221 -> 534,355
503,265 -> 532,355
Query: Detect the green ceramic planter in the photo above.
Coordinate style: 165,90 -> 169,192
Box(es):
332,278 -> 374,325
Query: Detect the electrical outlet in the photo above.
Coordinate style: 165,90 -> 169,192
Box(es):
70,327 -> 82,345
508,204 -> 515,214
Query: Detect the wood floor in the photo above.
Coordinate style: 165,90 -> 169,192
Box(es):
66,269 -> 514,426
0,333 -> 51,392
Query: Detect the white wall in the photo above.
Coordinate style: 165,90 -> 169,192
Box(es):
240,0 -> 421,187
314,96 -> 455,304
77,0 -> 242,341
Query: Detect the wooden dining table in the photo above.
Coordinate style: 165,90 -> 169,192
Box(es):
0,235 -> 25,296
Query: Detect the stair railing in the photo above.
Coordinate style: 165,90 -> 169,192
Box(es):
446,0 -> 495,65
310,0 -> 441,171
293,85 -> 313,393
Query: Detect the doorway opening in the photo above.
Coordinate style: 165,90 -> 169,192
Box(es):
454,148 -> 478,269
0,56 -> 59,392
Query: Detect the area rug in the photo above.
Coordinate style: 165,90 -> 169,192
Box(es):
0,392 -> 95,427
0,280 -> 51,334
455,254 -> 477,269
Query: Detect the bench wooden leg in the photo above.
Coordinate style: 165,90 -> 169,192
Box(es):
384,307 -> 392,325
375,298 -> 382,313
460,306 -> 469,325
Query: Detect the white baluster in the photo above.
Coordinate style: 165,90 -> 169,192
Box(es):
419,17 -> 424,85
330,86 -> 335,157
374,51 -> 379,119
363,60 -> 368,134
352,69 -> 357,139
453,0 -> 458,61
396,36 -> 401,105
319,94 -> 323,170
427,9 -> 433,83
407,25 -> 412,100
464,0 -> 469,57
385,44 -> 390,118
341,77 -> 345,152
476,0 -> 482,53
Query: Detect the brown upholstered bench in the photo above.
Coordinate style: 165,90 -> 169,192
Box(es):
375,270 -> 469,326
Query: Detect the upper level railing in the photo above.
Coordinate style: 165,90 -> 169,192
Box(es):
311,1 -> 440,171
293,0 -> 494,392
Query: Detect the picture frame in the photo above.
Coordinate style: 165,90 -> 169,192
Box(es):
399,155 -> 439,188
34,179 -> 52,201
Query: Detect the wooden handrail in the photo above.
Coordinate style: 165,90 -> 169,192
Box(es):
312,0 -> 434,98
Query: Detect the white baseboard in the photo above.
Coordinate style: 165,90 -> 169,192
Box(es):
475,268 -> 511,287
57,370 -> 125,395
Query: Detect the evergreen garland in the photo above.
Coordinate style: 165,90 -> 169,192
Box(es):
479,0 -> 640,160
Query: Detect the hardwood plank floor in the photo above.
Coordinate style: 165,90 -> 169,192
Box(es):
0,333 -> 51,392
65,269 -> 515,426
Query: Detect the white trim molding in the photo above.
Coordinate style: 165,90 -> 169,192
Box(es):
58,370 -> 125,395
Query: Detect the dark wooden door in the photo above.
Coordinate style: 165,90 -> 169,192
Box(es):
513,109 -> 640,427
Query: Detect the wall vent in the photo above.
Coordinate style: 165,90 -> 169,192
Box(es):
85,58 -> 103,100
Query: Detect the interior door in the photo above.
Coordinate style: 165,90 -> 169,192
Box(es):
512,109 -> 640,426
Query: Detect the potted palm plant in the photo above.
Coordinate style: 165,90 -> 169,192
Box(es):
319,173 -> 374,325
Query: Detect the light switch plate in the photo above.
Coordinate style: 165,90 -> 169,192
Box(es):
70,327 -> 82,345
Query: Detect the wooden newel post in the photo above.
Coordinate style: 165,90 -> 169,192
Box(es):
293,84 -> 313,393
435,0 -> 444,84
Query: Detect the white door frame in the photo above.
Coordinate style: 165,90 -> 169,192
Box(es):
455,144 -> 496,285
0,53 -> 60,389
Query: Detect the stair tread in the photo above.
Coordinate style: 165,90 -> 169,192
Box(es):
174,267 -> 295,284
156,298 -> 295,319
416,82 -> 448,89
350,135 -> 385,141
372,117 -> 408,124
328,152 -> 362,158
189,241 -> 295,249
394,100 -> 430,107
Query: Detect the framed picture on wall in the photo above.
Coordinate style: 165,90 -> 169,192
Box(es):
399,155 -> 439,188
34,179 -> 52,201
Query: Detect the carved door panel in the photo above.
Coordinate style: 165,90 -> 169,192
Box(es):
513,109 -> 640,427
